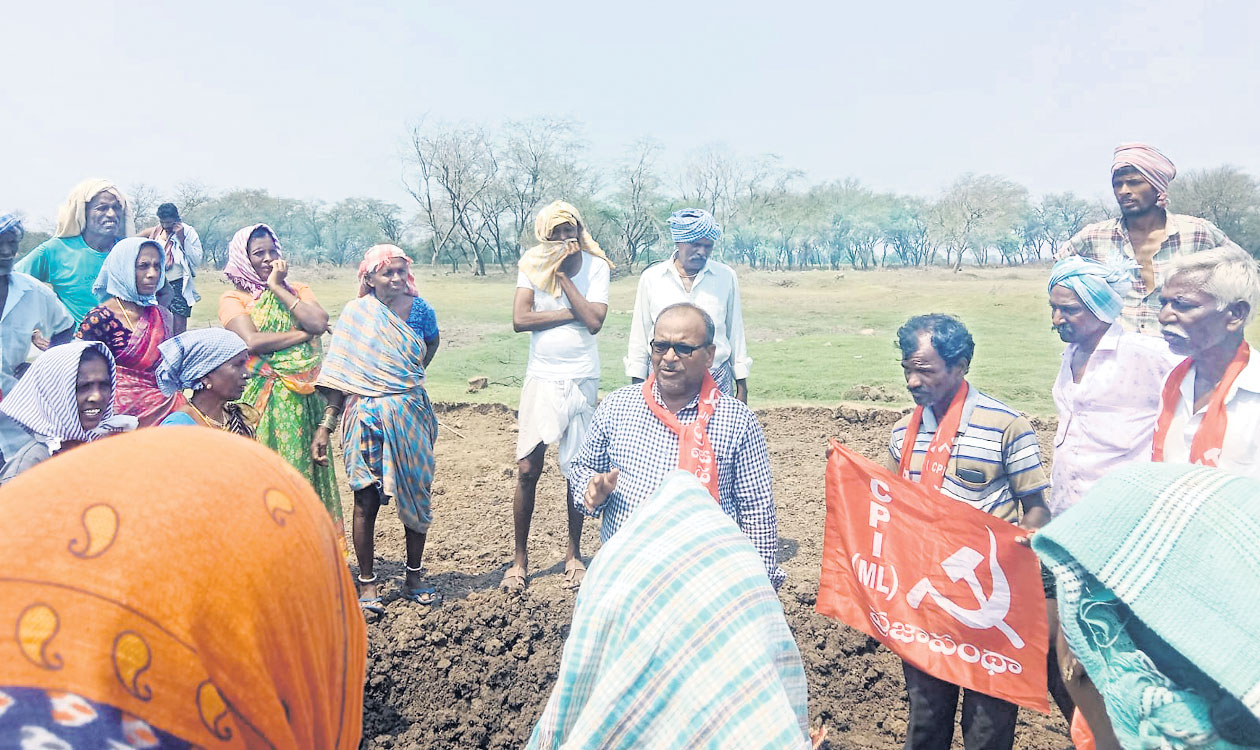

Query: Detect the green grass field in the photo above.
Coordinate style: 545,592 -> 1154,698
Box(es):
189,264 -> 1260,417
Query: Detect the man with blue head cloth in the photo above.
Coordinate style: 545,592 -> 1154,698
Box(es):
624,208 -> 752,402
1045,255 -> 1180,736
0,214 -> 74,398
1048,256 -> 1181,515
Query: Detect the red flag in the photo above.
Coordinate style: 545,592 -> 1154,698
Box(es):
817,440 -> 1050,712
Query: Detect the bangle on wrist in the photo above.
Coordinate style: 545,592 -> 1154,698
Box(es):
288,297 -> 301,312
319,404 -> 342,431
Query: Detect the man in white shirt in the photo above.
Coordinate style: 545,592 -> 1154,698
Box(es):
1048,256 -> 1179,516
138,202 -> 203,335
0,214 -> 74,397
505,201 -> 612,592
624,208 -> 751,402
1153,245 -> 1260,480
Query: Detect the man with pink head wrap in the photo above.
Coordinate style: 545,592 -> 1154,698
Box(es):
1057,143 -> 1240,335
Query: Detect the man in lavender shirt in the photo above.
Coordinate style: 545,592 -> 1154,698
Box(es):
1045,255 -> 1180,742
1048,256 -> 1180,515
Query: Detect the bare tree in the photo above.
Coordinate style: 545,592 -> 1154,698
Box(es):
404,120 -> 499,274
608,140 -> 665,271
173,181 -> 212,215
361,198 -> 405,245
934,174 -> 1028,269
129,183 -> 159,232
1169,166 -> 1260,253
499,118 -> 591,257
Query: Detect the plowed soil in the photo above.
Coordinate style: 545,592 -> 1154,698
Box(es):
349,403 -> 1070,749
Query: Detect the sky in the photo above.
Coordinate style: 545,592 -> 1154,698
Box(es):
2,0 -> 1257,229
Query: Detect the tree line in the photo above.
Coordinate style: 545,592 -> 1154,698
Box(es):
18,120 -> 1260,274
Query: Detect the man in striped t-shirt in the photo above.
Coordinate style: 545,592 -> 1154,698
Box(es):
885,313 -> 1051,750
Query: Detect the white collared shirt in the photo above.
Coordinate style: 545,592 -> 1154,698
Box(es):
1051,323 -> 1181,515
153,224 -> 203,304
0,272 -> 75,395
1156,345 -> 1260,481
624,256 -> 752,380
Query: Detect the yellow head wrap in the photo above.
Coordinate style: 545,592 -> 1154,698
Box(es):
519,200 -> 613,297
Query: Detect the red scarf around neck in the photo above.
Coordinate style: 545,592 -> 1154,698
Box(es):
1152,340 -> 1250,466
642,371 -> 722,501
899,381 -> 969,492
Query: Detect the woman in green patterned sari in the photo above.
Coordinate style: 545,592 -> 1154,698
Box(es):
218,224 -> 343,537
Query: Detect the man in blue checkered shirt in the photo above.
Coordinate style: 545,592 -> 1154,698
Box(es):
567,303 -> 785,589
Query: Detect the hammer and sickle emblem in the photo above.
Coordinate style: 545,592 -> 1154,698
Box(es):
905,528 -> 1024,649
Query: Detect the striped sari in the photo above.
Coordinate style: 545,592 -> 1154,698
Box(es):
317,295 -> 437,533
232,289 -> 341,533
528,470 -> 812,749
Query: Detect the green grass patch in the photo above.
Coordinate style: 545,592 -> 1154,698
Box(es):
189,264 -> 1260,417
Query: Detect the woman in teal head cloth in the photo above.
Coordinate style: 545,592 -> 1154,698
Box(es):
1034,463 -> 1260,750
77,237 -> 183,426
529,471 -> 819,749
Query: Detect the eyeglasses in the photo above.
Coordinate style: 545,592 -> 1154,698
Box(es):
650,339 -> 707,357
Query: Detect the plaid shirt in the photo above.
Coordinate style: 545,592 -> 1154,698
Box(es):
1056,213 -> 1236,335
567,383 -> 785,588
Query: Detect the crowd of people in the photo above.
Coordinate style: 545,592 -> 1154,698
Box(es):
0,141 -> 1257,748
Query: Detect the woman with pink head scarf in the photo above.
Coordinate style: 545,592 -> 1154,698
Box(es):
314,243 -> 441,613
217,223 -> 343,537
351,245 -> 439,359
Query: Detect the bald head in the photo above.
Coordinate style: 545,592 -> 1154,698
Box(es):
655,303 -> 714,346
651,303 -> 717,406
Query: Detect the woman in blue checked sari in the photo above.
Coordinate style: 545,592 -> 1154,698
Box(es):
315,245 -> 440,613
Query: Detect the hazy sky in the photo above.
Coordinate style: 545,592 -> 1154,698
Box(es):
3,0 -> 1257,229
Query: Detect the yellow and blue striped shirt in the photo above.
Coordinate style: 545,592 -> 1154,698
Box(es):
886,386 -> 1049,523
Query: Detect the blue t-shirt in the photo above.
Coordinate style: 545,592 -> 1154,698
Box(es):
160,411 -> 198,427
14,235 -> 110,323
407,296 -> 439,341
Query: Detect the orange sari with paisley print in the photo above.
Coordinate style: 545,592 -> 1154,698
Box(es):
0,428 -> 365,749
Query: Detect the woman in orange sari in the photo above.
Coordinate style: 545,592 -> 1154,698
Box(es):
0,428 -> 365,748
218,224 -> 341,532
77,237 -> 183,426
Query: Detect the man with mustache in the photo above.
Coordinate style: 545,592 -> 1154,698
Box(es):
0,214 -> 74,398
1045,256 -> 1179,746
1048,256 -> 1179,515
625,208 -> 752,402
569,302 -> 784,589
16,179 -> 132,324
1152,245 -> 1260,479
1057,143 -> 1238,336
885,314 -> 1051,750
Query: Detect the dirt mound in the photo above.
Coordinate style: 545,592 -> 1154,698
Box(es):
353,404 -> 1068,749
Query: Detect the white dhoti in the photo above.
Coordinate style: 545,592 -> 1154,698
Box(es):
516,377 -> 600,470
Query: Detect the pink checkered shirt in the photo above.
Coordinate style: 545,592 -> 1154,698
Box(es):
1056,213 -> 1237,335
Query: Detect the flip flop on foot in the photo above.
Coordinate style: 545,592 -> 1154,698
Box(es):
563,558 -> 586,590
401,585 -> 440,606
501,564 -> 527,592
358,595 -> 385,616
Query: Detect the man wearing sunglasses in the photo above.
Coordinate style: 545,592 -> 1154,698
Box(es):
569,303 -> 784,588
624,208 -> 752,402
